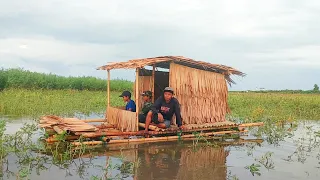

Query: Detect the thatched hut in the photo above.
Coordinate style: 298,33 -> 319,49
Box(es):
97,56 -> 244,132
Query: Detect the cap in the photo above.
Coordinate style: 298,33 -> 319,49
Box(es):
141,91 -> 152,97
164,87 -> 174,94
119,91 -> 131,97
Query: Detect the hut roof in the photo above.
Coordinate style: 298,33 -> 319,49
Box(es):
97,56 -> 245,84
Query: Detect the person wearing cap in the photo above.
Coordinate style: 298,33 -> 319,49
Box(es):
144,87 -> 183,132
119,91 -> 136,112
138,91 -> 153,123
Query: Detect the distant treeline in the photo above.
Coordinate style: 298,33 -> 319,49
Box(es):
0,68 -> 133,91
232,90 -> 320,94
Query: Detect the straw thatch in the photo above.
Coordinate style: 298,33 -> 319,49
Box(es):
169,63 -> 230,124
107,107 -> 137,132
177,147 -> 228,180
39,115 -> 98,132
97,56 -> 244,84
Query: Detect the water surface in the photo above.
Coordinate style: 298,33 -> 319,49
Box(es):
2,118 -> 320,180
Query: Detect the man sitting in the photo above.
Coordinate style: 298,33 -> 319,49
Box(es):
139,91 -> 153,123
119,91 -> 136,112
144,87 -> 184,132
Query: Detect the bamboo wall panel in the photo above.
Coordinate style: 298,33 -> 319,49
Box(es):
169,63 -> 229,124
107,107 -> 137,132
177,147 -> 228,180
136,76 -> 153,110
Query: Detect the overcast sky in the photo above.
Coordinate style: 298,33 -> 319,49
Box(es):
0,0 -> 319,90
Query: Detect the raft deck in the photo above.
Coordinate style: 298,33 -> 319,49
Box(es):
40,115 -> 264,146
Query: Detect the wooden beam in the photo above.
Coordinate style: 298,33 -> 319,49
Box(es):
135,68 -> 140,131
152,64 -> 155,102
107,70 -> 110,108
53,126 -> 64,135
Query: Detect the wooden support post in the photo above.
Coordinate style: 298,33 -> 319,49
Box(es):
106,70 -> 110,120
107,70 -> 110,108
152,64 -> 155,102
135,68 -> 140,131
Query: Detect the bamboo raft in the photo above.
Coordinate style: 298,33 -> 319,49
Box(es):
40,115 -> 264,146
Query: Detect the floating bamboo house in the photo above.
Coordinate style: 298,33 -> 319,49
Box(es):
40,56 -> 263,145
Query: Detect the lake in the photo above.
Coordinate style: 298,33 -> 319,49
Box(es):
2,117 -> 320,180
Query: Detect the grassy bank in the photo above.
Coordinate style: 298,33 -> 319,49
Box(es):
0,68 -> 133,91
0,89 -> 110,118
1,89 -> 320,120
229,92 -> 320,121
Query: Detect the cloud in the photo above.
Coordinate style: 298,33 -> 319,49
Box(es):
0,0 -> 320,90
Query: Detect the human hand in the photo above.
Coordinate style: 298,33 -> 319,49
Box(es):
158,113 -> 164,122
179,125 -> 185,130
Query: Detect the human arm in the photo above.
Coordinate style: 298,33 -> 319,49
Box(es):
150,97 -> 162,113
174,99 -> 182,127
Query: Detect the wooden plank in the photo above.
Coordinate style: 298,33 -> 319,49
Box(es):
71,130 -> 248,146
53,126 -> 64,135
82,119 -> 107,123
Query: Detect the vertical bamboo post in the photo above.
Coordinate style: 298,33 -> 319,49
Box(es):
135,68 -> 140,131
106,70 -> 110,119
107,70 -> 110,107
152,64 -> 155,102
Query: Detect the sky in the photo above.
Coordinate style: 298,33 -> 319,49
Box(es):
0,0 -> 319,91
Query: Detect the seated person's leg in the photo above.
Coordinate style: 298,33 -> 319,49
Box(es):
139,114 -> 146,123
155,120 -> 171,129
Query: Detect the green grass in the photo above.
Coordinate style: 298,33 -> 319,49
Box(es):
0,89 -> 128,119
0,68 -> 133,91
1,89 -> 320,121
229,92 -> 320,121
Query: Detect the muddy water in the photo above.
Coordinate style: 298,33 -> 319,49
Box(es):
2,119 -> 320,180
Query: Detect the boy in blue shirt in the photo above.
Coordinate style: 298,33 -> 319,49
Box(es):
119,91 -> 136,112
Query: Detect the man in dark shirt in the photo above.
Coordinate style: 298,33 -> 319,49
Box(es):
139,90 -> 153,123
144,87 -> 184,132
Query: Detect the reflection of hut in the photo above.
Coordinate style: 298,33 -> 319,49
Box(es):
97,56 -> 244,132
177,147 -> 228,180
133,142 -> 229,180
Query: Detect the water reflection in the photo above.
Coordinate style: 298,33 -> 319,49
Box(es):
137,144 -> 228,180
1,119 -> 320,180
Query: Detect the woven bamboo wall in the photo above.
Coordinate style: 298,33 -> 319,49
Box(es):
107,107 -> 137,131
134,76 -> 153,111
169,63 -> 229,124
177,147 -> 228,180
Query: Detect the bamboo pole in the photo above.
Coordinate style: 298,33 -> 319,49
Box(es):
46,135 -> 80,143
53,126 -> 64,134
71,130 -> 248,146
152,64 -> 155,102
82,119 -> 107,123
139,123 -> 160,131
107,70 -> 110,108
76,122 -> 263,138
135,68 -> 140,132
238,122 -> 264,127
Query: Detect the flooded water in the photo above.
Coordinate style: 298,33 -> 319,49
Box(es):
2,118 -> 320,180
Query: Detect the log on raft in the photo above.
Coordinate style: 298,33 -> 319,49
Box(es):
45,135 -> 81,143
71,130 -> 248,146
53,126 -> 64,135
138,123 -> 162,131
82,119 -> 107,123
75,122 -> 262,138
